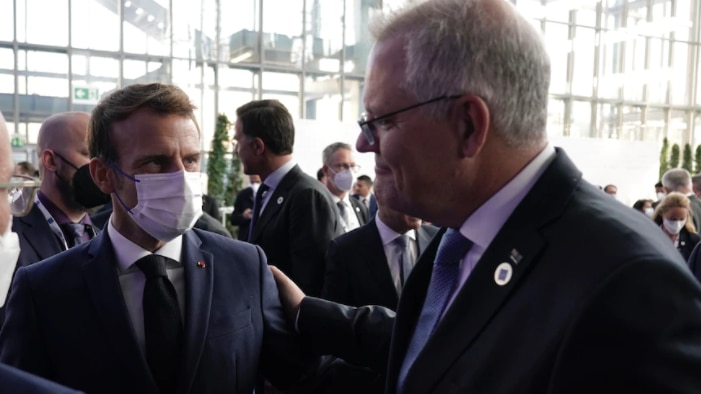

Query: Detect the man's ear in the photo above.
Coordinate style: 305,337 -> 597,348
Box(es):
456,95 -> 490,158
90,158 -> 115,194
252,137 -> 266,155
41,150 -> 57,173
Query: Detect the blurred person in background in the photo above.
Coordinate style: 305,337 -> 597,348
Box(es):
652,191 -> 700,261
632,199 -> 654,218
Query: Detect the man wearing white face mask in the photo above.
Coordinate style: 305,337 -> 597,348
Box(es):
0,112 -> 82,393
322,142 -> 370,233
0,84 -> 319,394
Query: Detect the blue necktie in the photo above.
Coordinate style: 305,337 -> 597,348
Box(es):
397,228 -> 473,393
248,184 -> 269,242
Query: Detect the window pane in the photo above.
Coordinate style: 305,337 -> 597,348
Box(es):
262,0 -> 303,67
0,1 -> 14,41
123,0 -> 170,56
223,0 -> 260,64
18,0 -> 69,46
71,0 -> 120,51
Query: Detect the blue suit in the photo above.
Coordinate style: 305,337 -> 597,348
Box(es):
0,363 -> 81,393
12,205 -> 64,269
0,228 -> 314,394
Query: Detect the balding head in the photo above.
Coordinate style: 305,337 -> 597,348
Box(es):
37,112 -> 91,219
0,112 -> 12,233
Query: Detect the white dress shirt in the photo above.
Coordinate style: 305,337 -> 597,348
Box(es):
333,193 -> 361,232
376,215 -> 418,294
444,144 -> 557,313
108,221 -> 186,354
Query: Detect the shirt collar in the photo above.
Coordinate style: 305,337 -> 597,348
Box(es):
459,144 -> 556,250
263,158 -> 296,192
108,220 -> 183,273
375,214 -> 417,247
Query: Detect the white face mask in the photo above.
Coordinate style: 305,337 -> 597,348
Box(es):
117,170 -> 203,242
644,207 -> 654,218
330,168 -> 354,192
657,192 -> 666,201
663,218 -> 686,235
0,225 -> 20,307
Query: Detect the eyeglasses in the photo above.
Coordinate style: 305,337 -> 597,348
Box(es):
0,175 -> 41,217
331,163 -> 361,173
357,94 -> 463,145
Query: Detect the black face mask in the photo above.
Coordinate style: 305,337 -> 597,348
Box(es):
72,164 -> 111,209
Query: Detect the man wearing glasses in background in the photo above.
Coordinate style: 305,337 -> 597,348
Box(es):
0,111 -> 79,392
321,142 -> 369,233
12,112 -> 99,269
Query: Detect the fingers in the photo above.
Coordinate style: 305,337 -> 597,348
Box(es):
270,266 -> 305,322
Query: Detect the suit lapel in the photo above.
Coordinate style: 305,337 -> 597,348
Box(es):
17,207 -> 63,263
82,231 -> 157,393
391,148 -> 583,393
178,230 -> 214,394
250,166 -> 300,242
361,221 -> 399,306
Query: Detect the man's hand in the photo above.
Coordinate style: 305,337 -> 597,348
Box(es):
270,266 -> 305,322
242,208 -> 253,220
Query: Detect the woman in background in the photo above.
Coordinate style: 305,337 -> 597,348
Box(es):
652,192 -> 700,261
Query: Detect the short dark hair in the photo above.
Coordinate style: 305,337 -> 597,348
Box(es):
89,83 -> 199,163
236,100 -> 294,155
316,168 -> 325,181
655,181 -> 663,188
15,161 -> 36,177
356,174 -> 373,186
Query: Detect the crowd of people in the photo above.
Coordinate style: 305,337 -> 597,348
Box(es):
1,0 -> 701,393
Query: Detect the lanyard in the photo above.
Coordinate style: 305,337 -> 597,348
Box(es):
34,197 -> 69,251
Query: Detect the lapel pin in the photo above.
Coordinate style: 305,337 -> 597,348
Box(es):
197,261 -> 206,268
494,262 -> 513,286
277,196 -> 284,204
509,249 -> 523,265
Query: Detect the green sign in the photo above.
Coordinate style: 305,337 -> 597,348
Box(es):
73,86 -> 99,103
10,133 -> 25,148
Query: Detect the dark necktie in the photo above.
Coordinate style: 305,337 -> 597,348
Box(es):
61,223 -> 87,248
135,254 -> 183,393
337,201 -> 348,224
248,184 -> 269,242
397,229 -> 473,393
393,235 -> 412,293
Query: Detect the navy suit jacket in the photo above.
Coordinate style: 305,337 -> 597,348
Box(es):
297,148 -> 701,393
353,193 -> 378,218
249,165 -> 341,296
12,205 -> 64,269
0,363 -> 81,394
322,219 -> 438,310
0,228 -> 315,394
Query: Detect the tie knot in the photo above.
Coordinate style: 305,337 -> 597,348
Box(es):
394,234 -> 409,249
135,254 -> 169,279
434,228 -> 473,267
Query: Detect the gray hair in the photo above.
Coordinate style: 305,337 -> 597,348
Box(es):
662,168 -> 692,192
369,0 -> 551,148
322,142 -> 352,166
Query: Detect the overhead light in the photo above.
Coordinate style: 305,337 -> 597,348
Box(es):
147,15 -> 155,22
124,0 -> 131,7
135,7 -> 144,15
157,22 -> 164,29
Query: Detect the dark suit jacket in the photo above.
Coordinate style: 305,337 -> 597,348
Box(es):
322,219 -> 438,310
686,242 -> 701,284
677,227 -> 700,261
0,363 -> 81,394
249,165 -> 341,296
0,228 -> 315,394
348,196 -> 370,227
353,193 -> 378,218
12,205 -> 65,269
297,148 -> 701,393
687,194 -> 701,232
202,194 -> 221,222
230,187 -> 254,241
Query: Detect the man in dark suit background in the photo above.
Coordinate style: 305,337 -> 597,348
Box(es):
353,175 -> 378,218
322,142 -> 369,233
0,111 -> 81,393
235,99 -> 340,297
323,178 -> 437,310
271,0 -> 701,393
13,112 -> 99,269
230,174 -> 261,241
0,83 -> 316,394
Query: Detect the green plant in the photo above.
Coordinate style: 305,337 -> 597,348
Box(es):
207,114 -> 231,203
659,137 -> 669,179
695,145 -> 701,174
683,143 -> 693,173
670,143 -> 680,169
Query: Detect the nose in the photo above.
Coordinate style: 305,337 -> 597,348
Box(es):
356,131 -> 377,154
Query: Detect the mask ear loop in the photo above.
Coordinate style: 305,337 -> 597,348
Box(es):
107,161 -> 140,215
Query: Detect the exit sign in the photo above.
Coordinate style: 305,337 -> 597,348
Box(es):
73,86 -> 100,104
10,133 -> 25,148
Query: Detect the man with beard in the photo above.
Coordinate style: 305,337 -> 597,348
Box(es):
13,112 -> 99,268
